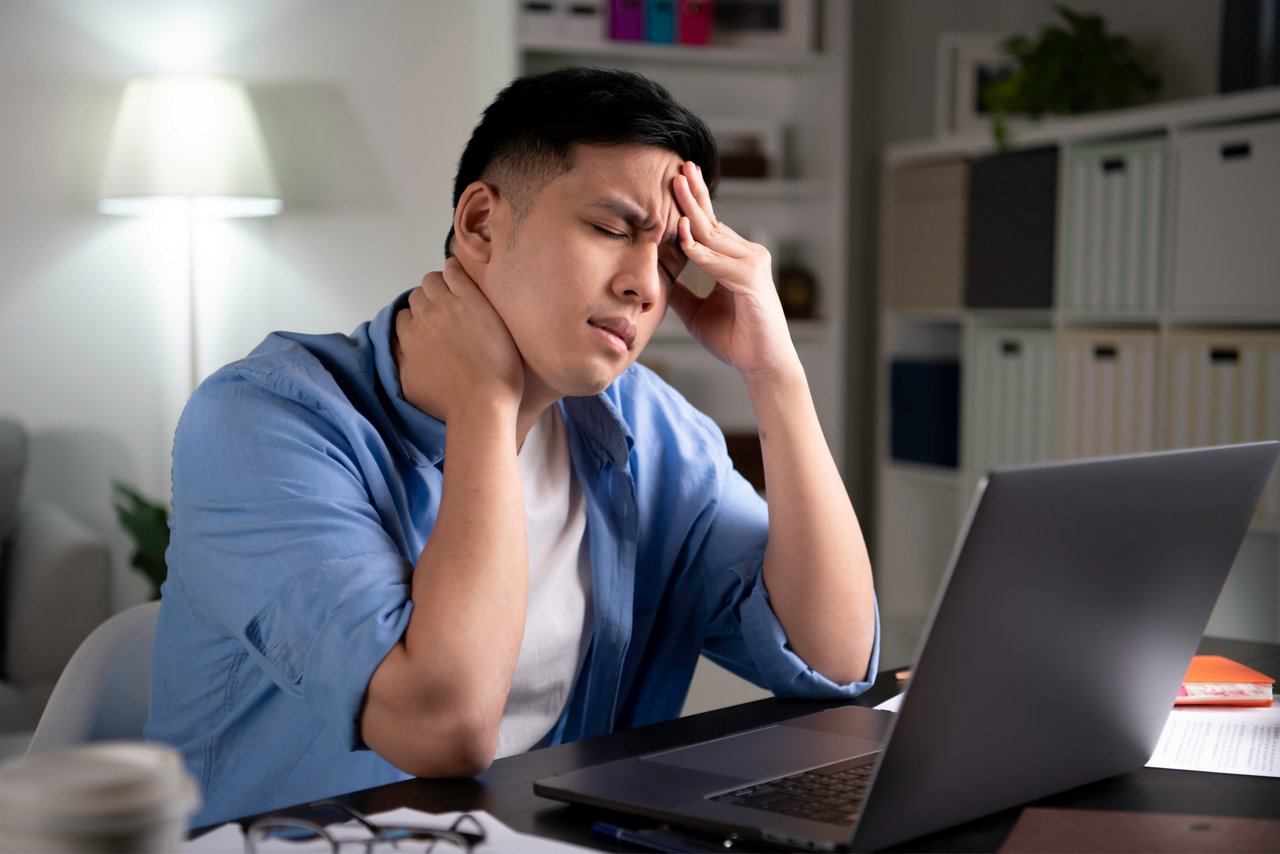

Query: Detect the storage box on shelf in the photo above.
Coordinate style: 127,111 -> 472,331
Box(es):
1171,118 -> 1280,318
1055,328 -> 1159,460
887,160 -> 967,311
877,88 -> 1280,654
963,325 -> 1055,474
965,147 -> 1059,310
1164,329 -> 1280,527
1059,137 -> 1166,315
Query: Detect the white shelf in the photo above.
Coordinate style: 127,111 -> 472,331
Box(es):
886,308 -> 966,324
885,86 -> 1280,165
717,179 -> 833,201
521,36 -> 833,71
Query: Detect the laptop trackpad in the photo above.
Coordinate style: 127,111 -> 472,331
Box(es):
641,725 -> 882,783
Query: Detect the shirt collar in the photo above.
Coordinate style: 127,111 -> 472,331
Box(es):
370,290 -> 447,467
368,289 -> 636,470
564,387 -> 635,469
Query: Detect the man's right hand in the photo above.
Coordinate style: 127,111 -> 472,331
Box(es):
394,257 -> 524,421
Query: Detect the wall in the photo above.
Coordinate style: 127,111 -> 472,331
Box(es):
0,0 -> 517,609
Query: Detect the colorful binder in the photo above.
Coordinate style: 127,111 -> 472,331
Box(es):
609,0 -> 645,40
645,0 -> 675,43
676,0 -> 712,45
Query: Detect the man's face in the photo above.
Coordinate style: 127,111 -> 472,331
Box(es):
480,143 -> 688,404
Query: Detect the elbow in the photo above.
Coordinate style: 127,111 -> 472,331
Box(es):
389,708 -> 501,779
810,628 -> 877,687
437,714 -> 500,777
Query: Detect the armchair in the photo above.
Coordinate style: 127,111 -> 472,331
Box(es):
0,419 -> 112,757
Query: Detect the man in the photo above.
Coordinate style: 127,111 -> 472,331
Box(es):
147,67 -> 879,827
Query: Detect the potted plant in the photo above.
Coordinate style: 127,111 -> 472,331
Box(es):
112,482 -> 170,600
983,4 -> 1162,147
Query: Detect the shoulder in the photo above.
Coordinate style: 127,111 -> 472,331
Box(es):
176,328 -> 377,463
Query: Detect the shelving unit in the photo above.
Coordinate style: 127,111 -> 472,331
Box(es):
875,88 -> 1280,664
518,0 -> 852,473
516,0 -> 853,714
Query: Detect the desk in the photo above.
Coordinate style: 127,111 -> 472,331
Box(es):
248,636 -> 1280,851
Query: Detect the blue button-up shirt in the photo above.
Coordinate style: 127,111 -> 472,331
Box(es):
147,292 -> 880,827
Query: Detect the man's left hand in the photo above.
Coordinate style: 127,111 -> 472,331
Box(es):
668,161 -> 801,383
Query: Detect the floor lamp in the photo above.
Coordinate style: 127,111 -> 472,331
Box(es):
99,74 -> 282,391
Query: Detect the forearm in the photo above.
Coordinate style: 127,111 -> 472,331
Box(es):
749,363 -> 876,685
362,403 -> 527,775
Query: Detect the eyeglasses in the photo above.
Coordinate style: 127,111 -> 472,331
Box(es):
246,800 -> 486,852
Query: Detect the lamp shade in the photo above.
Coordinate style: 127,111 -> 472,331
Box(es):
100,74 -> 282,217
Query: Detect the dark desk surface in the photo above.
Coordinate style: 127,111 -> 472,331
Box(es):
256,636 -> 1280,851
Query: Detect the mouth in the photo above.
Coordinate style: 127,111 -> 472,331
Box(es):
589,317 -> 638,352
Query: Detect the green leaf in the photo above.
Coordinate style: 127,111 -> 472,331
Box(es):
988,3 -> 1162,146
111,481 -> 171,601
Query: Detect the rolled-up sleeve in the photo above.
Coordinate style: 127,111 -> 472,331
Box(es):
697,457 -> 881,700
168,367 -> 414,749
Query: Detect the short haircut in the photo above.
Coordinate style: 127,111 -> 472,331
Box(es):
445,67 -> 719,257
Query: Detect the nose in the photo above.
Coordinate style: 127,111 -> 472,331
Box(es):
612,242 -> 662,313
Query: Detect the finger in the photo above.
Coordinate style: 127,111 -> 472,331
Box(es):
684,161 -> 715,218
392,320 -> 406,359
394,307 -> 412,341
674,174 -> 730,251
673,172 -> 713,231
674,173 -> 749,259
677,216 -> 732,280
438,257 -> 472,297
407,284 -> 431,316
420,270 -> 451,300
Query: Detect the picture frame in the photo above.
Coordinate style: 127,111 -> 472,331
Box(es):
709,0 -> 815,53
706,116 -> 785,180
935,33 -> 1015,136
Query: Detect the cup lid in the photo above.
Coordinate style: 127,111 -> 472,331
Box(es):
0,742 -> 200,832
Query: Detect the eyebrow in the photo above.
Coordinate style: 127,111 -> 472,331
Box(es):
585,197 -> 684,259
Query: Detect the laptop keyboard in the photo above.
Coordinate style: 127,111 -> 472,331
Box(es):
708,759 -> 874,826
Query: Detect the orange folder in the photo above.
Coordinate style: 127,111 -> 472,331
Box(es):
1176,655 -> 1275,706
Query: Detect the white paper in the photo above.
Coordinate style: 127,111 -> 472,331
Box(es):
368,808 -> 593,853
1145,699 -> 1280,777
181,822 -> 245,853
874,691 -> 905,713
183,808 -> 593,853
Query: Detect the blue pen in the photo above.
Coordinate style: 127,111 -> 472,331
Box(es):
591,821 -> 720,853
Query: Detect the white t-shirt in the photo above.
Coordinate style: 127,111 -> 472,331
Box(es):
494,406 -> 593,757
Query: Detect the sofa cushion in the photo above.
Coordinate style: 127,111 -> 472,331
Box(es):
0,420 -> 24,547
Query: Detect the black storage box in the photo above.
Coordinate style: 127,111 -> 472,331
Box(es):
965,146 -> 1059,309
890,359 -> 960,468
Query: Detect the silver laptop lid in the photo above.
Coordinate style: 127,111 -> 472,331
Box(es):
852,442 -> 1279,851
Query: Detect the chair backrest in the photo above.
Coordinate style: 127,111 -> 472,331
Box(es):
25,600 -> 160,754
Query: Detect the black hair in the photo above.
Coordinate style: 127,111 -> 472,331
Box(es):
445,66 -> 719,257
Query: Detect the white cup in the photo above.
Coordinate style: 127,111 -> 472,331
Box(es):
0,741 -> 200,853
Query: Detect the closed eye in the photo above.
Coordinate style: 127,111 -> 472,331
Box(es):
593,223 -> 677,285
593,224 -> 627,241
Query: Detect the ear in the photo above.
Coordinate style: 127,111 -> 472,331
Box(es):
452,180 -> 503,267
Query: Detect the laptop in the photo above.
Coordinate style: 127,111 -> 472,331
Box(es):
535,442 -> 1280,851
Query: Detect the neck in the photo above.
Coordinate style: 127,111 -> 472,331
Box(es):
516,372 -> 561,452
